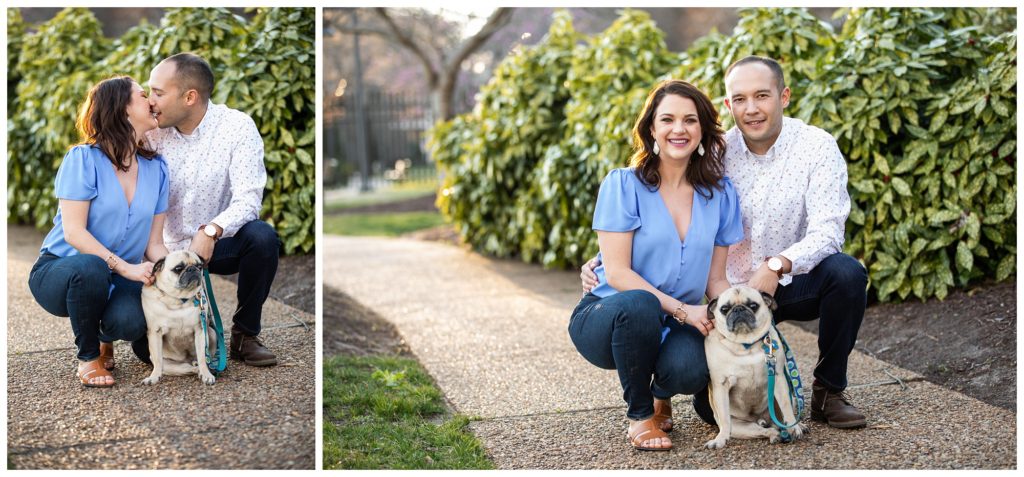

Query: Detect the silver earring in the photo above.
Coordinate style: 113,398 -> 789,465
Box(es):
697,142 -> 705,156
652,142 -> 660,155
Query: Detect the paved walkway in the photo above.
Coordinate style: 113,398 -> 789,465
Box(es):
324,235 -> 1016,469
6,226 -> 315,469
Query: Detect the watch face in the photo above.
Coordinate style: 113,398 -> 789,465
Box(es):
205,225 -> 216,237
768,257 -> 782,271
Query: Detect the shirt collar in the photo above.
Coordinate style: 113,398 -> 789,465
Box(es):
172,102 -> 215,141
742,116 -> 793,161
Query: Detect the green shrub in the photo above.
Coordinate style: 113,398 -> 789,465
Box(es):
8,8 -> 108,229
429,7 -> 1016,302
7,7 -> 314,254
433,11 -> 581,260
796,8 -> 1016,300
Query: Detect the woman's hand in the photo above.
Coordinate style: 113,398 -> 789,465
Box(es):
580,256 -> 601,292
678,304 -> 714,337
116,261 -> 155,285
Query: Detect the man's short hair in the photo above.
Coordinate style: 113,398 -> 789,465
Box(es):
725,55 -> 786,93
163,52 -> 214,102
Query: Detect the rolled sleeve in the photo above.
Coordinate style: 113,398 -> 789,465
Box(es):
210,116 -> 266,237
715,177 -> 745,246
154,157 -> 170,215
593,168 -> 641,232
54,146 -> 99,201
780,139 -> 850,275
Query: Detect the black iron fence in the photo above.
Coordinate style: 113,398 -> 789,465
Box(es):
323,90 -> 436,188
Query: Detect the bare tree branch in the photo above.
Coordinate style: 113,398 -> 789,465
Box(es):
437,8 -> 514,119
373,7 -> 440,88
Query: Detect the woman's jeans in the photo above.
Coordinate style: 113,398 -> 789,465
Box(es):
568,290 -> 709,421
28,253 -> 147,362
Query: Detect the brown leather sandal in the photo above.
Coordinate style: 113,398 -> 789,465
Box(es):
99,342 -> 115,370
653,398 -> 673,432
78,359 -> 115,388
627,418 -> 672,451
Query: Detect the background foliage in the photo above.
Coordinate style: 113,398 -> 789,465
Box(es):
430,7 -> 1017,302
7,7 -> 315,254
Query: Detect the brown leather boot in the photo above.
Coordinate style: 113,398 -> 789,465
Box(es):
811,380 -> 866,428
230,332 -> 278,367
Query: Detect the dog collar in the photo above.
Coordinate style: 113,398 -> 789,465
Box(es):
741,331 -> 772,350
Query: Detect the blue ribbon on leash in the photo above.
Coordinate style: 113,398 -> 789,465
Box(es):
199,269 -> 227,375
761,323 -> 805,442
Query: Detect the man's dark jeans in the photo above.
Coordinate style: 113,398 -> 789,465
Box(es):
132,220 -> 281,364
28,253 -> 147,362
772,252 -> 868,391
569,290 -> 709,421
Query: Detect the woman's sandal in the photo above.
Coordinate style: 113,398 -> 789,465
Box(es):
627,418 -> 672,451
653,398 -> 673,432
78,359 -> 115,388
99,342 -> 115,371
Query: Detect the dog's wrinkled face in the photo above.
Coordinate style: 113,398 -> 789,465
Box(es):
151,250 -> 205,297
707,286 -> 777,341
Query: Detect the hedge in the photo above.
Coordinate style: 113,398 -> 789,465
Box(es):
429,7 -> 1017,302
7,7 -> 315,254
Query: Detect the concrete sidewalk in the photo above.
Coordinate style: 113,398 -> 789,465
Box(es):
324,235 -> 1016,469
6,226 -> 315,469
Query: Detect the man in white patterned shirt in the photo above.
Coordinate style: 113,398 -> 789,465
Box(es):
582,56 -> 867,429
140,53 -> 280,367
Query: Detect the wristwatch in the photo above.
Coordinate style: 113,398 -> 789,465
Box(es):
203,224 -> 219,241
766,256 -> 785,279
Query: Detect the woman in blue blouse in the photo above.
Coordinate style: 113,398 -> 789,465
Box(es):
568,80 -> 743,451
28,76 -> 170,388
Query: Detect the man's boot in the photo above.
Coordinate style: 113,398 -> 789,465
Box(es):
811,380 -> 866,428
230,332 -> 278,367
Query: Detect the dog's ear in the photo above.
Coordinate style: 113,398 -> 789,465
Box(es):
153,257 -> 166,275
760,291 -> 777,311
707,297 -> 719,316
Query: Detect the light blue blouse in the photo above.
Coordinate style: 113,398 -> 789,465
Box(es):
590,167 -> 744,305
41,144 -> 170,264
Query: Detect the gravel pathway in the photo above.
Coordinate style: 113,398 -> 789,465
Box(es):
7,226 -> 316,469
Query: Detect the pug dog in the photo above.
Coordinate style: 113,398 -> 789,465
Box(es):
140,250 -> 216,386
703,286 -> 806,449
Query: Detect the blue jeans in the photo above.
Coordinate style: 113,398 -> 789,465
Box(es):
772,252 -> 868,391
206,220 -> 280,336
568,290 -> 709,420
28,253 -> 147,362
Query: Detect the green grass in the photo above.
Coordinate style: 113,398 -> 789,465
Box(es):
323,211 -> 444,237
325,182 -> 437,212
323,355 -> 493,470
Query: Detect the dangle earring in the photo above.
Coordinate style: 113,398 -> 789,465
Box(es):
697,142 -> 705,156
652,141 -> 660,156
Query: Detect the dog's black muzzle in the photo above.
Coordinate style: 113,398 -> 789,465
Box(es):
726,306 -> 758,333
177,265 -> 203,290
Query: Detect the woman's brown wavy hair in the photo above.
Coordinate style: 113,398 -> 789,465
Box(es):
75,76 -> 157,172
629,79 -> 726,200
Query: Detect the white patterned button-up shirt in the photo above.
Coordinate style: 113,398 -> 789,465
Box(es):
724,116 -> 850,287
146,103 -> 266,251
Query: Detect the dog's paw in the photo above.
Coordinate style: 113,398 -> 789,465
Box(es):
200,372 -> 216,385
141,376 -> 160,385
768,428 -> 781,444
757,418 -> 770,428
792,423 -> 808,439
705,438 -> 728,450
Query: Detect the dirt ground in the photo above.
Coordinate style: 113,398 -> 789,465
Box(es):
324,194 -> 1016,412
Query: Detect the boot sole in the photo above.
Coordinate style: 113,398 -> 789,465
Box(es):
230,352 -> 278,367
811,410 -> 867,429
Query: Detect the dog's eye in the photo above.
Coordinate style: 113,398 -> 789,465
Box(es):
720,306 -> 731,314
749,303 -> 759,310
172,265 -> 184,273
